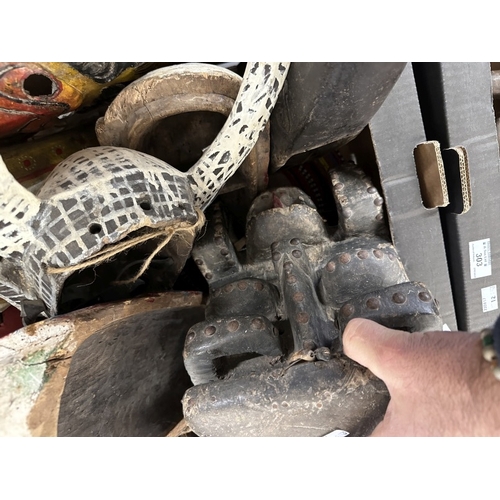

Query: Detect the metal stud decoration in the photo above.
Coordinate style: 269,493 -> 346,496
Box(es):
182,162 -> 443,437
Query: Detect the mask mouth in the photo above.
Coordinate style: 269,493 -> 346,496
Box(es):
57,228 -> 192,315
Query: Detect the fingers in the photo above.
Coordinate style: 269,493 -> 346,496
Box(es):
342,318 -> 412,384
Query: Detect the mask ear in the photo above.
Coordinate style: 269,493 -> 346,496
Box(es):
0,155 -> 40,258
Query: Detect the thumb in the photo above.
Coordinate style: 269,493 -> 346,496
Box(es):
342,318 -> 411,383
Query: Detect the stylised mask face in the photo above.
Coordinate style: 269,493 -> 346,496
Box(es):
0,146 -> 199,317
0,62 -> 148,139
0,63 -> 73,137
0,63 -> 290,319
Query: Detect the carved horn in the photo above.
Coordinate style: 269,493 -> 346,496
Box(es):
0,155 -> 41,258
187,62 -> 290,210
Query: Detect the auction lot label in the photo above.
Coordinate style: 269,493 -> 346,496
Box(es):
469,238 -> 492,279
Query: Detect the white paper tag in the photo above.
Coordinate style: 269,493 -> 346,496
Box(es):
481,285 -> 498,313
324,429 -> 349,437
469,238 -> 492,279
442,323 -> 451,331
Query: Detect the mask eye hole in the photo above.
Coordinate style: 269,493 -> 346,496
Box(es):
88,223 -> 103,235
138,200 -> 152,211
23,73 -> 56,97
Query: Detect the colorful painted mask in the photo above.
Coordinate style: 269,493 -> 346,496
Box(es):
0,62 -> 152,139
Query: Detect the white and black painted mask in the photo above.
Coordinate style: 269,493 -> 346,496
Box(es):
0,62 -> 290,318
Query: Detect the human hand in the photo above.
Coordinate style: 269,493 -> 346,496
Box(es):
343,318 -> 500,436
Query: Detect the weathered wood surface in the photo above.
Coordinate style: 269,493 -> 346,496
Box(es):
0,292 -> 203,437
95,63 -> 274,201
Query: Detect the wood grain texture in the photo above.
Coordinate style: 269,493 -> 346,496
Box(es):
0,292 -> 203,436
57,306 -> 205,437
